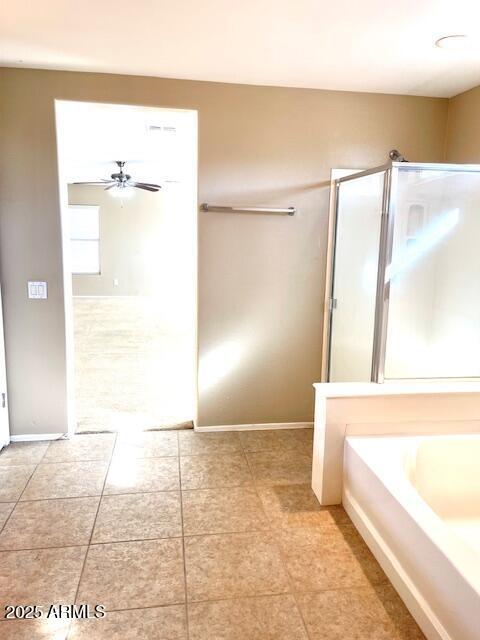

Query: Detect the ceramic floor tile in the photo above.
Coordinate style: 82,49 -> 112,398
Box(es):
92,491 -> 181,543
0,502 -> 14,530
277,525 -> 387,591
42,434 -> 116,463
0,546 -> 87,609
0,465 -> 36,502
0,619 -> 70,639
182,487 -> 270,536
77,538 -> 185,610
0,497 -> 99,549
68,605 -> 187,639
189,594 -> 308,640
239,429 -> 313,454
21,461 -> 108,500
246,450 -> 312,486
185,532 -> 290,601
179,431 -> 242,456
0,442 -> 49,466
297,585 -> 425,639
180,454 -> 252,490
113,430 -> 178,459
258,484 -> 351,528
104,456 -> 179,494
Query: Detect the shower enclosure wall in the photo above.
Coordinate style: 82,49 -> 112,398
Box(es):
324,160 -> 480,382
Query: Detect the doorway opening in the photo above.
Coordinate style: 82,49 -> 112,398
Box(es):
55,100 -> 198,435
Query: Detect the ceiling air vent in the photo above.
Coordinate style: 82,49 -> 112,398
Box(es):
148,125 -> 177,134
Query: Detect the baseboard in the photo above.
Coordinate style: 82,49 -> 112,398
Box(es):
10,423 -> 313,438
194,421 -> 313,432
10,433 -> 67,442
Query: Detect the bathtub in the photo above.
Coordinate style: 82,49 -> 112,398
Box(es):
343,434 -> 480,640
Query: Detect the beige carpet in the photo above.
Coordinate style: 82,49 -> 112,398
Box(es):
74,296 -> 195,433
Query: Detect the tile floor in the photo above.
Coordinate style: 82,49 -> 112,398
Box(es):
0,429 -> 425,639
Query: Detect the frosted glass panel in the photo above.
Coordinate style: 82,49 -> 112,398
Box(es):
329,172 -> 385,381
385,168 -> 480,378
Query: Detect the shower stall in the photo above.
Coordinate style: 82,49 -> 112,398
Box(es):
324,157 -> 480,382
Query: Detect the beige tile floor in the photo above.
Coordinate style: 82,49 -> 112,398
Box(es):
0,429 -> 425,639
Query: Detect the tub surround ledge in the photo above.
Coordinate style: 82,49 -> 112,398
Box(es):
312,381 -> 480,505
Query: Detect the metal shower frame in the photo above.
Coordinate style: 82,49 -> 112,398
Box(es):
323,159 -> 480,383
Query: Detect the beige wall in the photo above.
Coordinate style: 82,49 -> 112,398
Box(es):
445,85 -> 480,163
0,67 -> 448,435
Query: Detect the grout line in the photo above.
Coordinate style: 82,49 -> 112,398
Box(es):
38,443 -> 50,464
0,582 -> 394,623
0,534 -> 185,553
8,488 -> 181,503
240,434 -> 313,640
71,431 -> 118,611
0,542 -> 94,554
177,431 -> 190,640
93,582 -> 393,612
0,502 -> 15,536
0,458 -> 40,534
0,520 -> 355,553
3,494 -> 109,504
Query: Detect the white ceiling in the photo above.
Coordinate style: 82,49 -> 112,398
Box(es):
2,0 -> 480,97
55,101 -> 196,182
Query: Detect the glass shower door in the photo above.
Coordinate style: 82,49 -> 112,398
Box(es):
385,167 -> 480,379
328,171 -> 385,381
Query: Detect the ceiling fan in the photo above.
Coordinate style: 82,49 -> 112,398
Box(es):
73,161 -> 162,193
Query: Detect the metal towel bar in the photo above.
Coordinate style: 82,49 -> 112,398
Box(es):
200,203 -> 295,215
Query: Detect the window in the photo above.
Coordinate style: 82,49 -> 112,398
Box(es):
69,205 -> 100,274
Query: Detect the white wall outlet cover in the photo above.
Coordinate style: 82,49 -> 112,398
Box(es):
28,281 -> 48,299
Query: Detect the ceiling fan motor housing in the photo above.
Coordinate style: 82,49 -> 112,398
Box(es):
111,161 -> 131,184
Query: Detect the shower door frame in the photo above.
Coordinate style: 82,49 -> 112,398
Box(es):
323,162 -> 392,383
323,161 -> 480,383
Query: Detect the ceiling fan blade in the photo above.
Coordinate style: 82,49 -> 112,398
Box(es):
134,182 -> 162,189
130,182 -> 160,192
104,183 -> 118,190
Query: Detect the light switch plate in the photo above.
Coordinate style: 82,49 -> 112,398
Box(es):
28,281 -> 48,299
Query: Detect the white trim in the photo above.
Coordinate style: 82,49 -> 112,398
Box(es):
343,488 -> 448,640
10,433 -> 67,442
195,422 -> 313,432
322,168 -> 365,382
55,101 -> 199,438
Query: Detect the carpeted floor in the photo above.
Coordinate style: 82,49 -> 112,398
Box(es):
73,296 -> 195,433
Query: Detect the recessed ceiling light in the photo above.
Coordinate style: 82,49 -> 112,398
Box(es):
435,35 -> 471,50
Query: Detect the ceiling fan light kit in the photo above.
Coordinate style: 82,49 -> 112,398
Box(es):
74,160 -> 162,194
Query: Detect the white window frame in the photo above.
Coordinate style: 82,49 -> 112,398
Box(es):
69,205 -> 100,275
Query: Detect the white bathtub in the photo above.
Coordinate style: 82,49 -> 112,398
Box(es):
343,434 -> 480,640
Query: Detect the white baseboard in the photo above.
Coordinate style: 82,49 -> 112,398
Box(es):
10,423 -> 313,438
194,421 -> 313,432
10,433 -> 67,442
